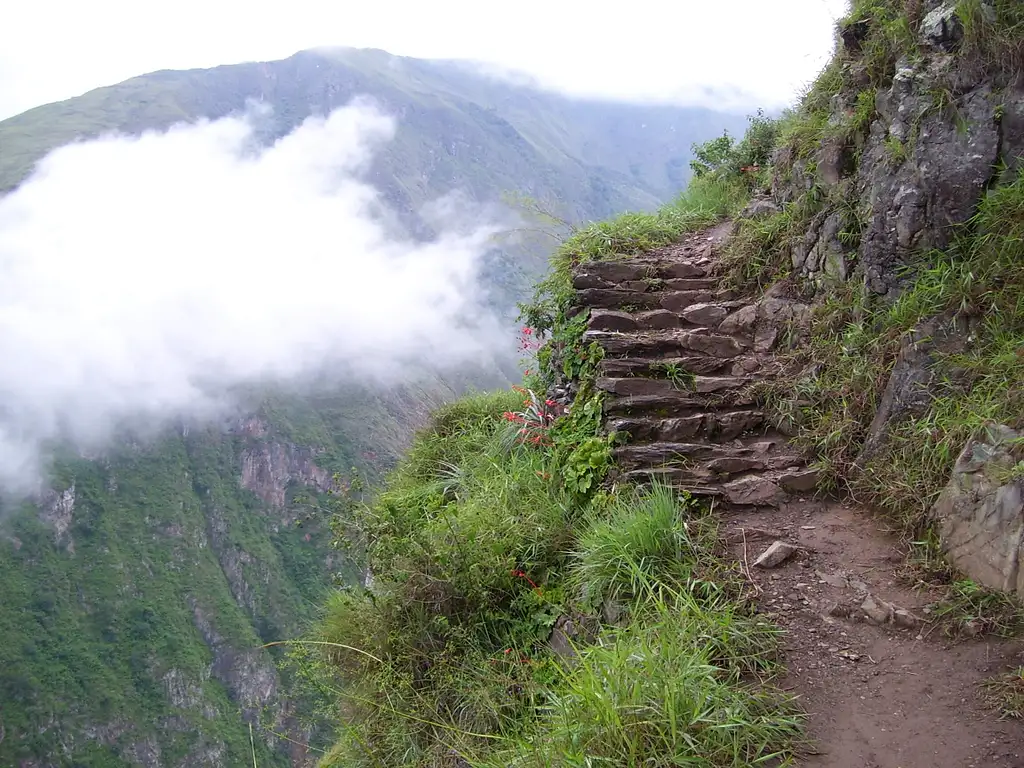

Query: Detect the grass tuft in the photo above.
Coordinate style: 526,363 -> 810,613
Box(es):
981,667 -> 1024,719
928,579 -> 1024,638
570,483 -> 710,609
479,591 -> 801,768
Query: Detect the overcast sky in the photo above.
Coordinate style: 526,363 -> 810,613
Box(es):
1,0 -> 849,120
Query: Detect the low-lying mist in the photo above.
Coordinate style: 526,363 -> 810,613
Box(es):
0,98 -> 512,494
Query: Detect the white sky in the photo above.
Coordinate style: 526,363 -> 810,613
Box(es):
0,0 -> 850,120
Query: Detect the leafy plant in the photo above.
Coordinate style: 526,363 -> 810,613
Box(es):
656,360 -> 697,391
503,385 -> 562,447
562,436 -> 613,500
690,109 -> 781,191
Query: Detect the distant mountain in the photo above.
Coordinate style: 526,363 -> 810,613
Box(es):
0,47 -> 746,214
0,49 -> 749,767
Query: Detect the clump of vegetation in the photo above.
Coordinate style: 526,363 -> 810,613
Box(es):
479,590 -> 800,768
956,0 -> 1024,82
928,579 -> 1024,639
655,360 -> 697,391
305,388 -> 802,766
981,667 -> 1024,720
690,109 -> 781,192
569,484 -> 710,609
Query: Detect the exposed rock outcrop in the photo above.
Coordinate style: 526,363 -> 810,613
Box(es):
239,419 -> 334,508
189,601 -> 280,730
773,0 -> 1021,299
931,424 -> 1024,597
39,483 -> 76,549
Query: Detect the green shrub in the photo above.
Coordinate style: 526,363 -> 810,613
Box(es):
690,110 -> 781,191
570,483 -> 705,608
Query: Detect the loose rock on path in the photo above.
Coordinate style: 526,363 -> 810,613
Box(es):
725,500 -> 1024,768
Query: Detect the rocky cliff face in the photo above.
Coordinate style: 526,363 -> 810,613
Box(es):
727,0 -> 1024,594
772,0 -> 1023,297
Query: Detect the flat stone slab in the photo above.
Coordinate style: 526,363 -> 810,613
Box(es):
723,475 -> 785,506
588,309 -> 639,332
754,541 -> 799,568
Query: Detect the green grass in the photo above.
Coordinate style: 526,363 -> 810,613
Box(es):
956,0 -> 1024,81
556,176 -> 746,267
307,393 -> 802,767
479,590 -> 801,768
928,579 -> 1024,639
654,360 -> 698,391
569,484 -> 711,609
307,391 -> 577,766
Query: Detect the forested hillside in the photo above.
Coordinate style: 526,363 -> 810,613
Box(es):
0,48 -> 748,767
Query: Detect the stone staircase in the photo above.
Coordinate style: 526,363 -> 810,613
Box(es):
572,225 -> 818,508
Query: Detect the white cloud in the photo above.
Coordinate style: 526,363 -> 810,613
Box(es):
0,100 -> 506,492
0,0 -> 850,120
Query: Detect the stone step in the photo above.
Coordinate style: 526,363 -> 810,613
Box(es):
609,409 -> 766,443
587,302 -> 746,333
596,375 -> 750,398
604,391 -> 756,418
613,441 -> 803,473
576,287 -> 726,311
585,329 -> 751,359
587,309 -> 686,333
572,258 -> 710,287
598,355 -> 760,378
622,467 -> 817,506
622,468 -> 783,505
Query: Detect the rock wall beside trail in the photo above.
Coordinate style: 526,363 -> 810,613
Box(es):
567,226 -> 818,507
773,0 -> 1024,298
739,0 -> 1024,595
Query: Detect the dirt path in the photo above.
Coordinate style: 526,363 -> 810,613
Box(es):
723,500 -> 1024,768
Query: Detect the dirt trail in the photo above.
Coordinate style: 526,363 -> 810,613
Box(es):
724,500 -> 1024,768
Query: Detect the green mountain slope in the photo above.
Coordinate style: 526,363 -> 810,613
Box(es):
0,48 -> 749,767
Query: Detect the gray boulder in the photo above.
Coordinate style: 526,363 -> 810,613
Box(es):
931,424 -> 1024,597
